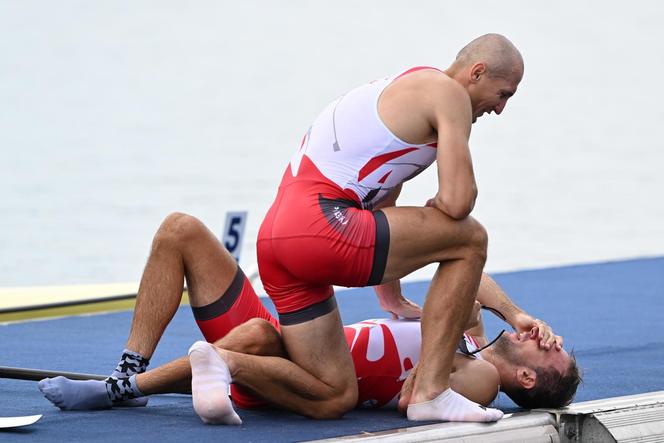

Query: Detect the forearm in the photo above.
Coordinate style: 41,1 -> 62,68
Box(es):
374,280 -> 402,305
476,273 -> 524,327
433,134 -> 477,219
478,274 -> 564,349
434,163 -> 477,219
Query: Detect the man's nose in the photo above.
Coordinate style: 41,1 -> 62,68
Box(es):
495,100 -> 507,115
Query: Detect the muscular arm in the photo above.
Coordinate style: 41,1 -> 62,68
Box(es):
476,273 -> 564,350
427,78 -> 478,219
476,273 -> 524,327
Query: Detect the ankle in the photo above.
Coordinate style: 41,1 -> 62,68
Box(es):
124,342 -> 153,360
112,349 -> 150,377
215,349 -> 237,378
411,385 -> 450,404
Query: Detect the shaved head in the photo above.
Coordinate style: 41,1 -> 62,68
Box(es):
454,33 -> 523,79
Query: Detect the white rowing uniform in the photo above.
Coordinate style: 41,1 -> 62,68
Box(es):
289,66 -> 442,210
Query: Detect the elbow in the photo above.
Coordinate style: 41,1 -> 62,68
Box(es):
438,197 -> 475,220
438,187 -> 477,219
444,205 -> 473,220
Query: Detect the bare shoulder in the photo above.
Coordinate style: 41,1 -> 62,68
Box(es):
428,74 -> 472,125
471,359 -> 500,385
451,357 -> 500,406
390,69 -> 468,105
399,69 -> 472,131
378,69 -> 471,143
426,70 -> 468,103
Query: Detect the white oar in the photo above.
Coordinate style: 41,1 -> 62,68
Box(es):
0,414 -> 42,429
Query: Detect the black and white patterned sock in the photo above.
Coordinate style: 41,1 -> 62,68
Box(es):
105,375 -> 144,403
111,349 -> 150,378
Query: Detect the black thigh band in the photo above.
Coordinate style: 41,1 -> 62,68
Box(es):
278,296 -> 338,326
191,266 -> 245,322
366,209 -> 390,286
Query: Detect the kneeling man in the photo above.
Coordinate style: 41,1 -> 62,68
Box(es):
39,213 -> 580,423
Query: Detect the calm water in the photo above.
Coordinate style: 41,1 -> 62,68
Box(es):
1,1 -> 663,290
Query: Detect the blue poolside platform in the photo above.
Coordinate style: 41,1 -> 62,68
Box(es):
1,257 -> 663,442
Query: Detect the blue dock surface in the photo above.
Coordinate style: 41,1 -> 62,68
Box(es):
1,257 -> 662,442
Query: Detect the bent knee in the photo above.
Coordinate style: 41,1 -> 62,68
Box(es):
309,386 -> 358,419
461,217 -> 488,262
243,318 -> 278,336
154,212 -> 206,248
240,318 -> 282,354
469,218 -> 488,251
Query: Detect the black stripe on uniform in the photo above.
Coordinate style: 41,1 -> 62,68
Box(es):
278,296 -> 338,326
191,267 -> 245,322
367,209 -> 390,286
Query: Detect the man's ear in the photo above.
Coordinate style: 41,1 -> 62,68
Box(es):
470,63 -> 487,83
516,366 -> 537,390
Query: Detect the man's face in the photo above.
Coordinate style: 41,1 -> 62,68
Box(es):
470,72 -> 522,123
495,331 -> 571,375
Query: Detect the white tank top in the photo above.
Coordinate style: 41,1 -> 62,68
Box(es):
290,67 -> 440,209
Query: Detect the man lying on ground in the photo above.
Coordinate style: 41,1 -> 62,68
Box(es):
39,213 -> 580,423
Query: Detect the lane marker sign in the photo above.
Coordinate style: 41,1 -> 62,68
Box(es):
222,211 -> 248,263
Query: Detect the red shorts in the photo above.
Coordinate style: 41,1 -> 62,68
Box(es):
257,156 -> 389,322
191,267 -> 279,409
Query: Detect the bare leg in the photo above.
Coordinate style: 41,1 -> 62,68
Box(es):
397,364 -> 418,415
414,261 -> 483,399
126,212 -> 238,358
38,318 -> 283,412
380,207 -> 486,397
108,214 -> 237,405
200,207 -> 491,421
136,318 -> 285,395
138,357 -> 192,395
380,206 -> 501,421
210,308 -> 358,419
39,213 -> 271,412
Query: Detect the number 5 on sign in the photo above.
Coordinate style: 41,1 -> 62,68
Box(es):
222,212 -> 248,262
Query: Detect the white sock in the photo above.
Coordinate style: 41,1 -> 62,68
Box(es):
407,388 -> 504,422
188,341 -> 242,425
